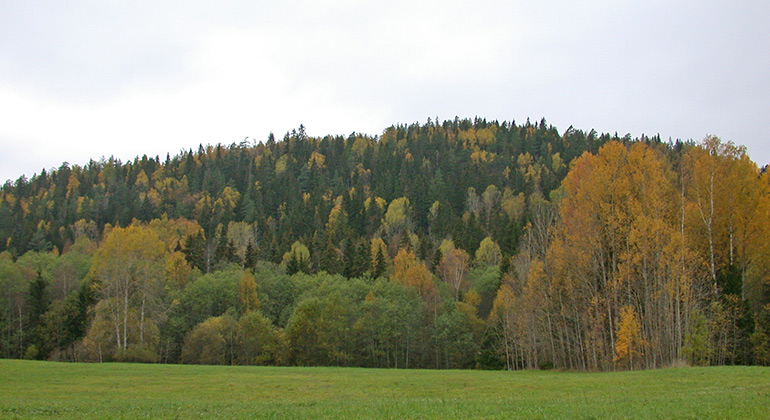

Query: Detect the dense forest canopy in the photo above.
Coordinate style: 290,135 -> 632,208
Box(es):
1,118 -> 768,370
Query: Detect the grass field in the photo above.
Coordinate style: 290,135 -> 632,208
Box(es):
0,360 -> 768,419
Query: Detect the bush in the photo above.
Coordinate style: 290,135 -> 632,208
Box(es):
114,344 -> 159,363
23,345 -> 39,360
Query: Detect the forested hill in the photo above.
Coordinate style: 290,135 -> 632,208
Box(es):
1,118 -> 769,371
0,118 -> 640,257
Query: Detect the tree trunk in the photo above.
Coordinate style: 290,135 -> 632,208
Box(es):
140,295 -> 146,345
123,288 -> 129,350
18,306 -> 24,358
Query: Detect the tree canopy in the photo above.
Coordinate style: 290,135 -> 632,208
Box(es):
1,118 -> 768,370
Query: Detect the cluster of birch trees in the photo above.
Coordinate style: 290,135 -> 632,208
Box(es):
490,138 -> 770,370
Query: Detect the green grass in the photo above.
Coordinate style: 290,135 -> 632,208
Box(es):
0,360 -> 768,419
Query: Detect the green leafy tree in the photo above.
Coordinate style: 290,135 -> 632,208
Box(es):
237,311 -> 287,365
683,310 -> 711,366
749,306 -> 770,365
179,267 -> 241,329
432,306 -> 478,369
181,315 -> 238,365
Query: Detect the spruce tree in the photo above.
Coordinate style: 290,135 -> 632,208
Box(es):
354,242 -> 371,278
244,241 -> 259,269
182,232 -> 206,272
372,247 -> 386,279
319,243 -> 342,275
286,252 -> 300,276
342,239 -> 356,279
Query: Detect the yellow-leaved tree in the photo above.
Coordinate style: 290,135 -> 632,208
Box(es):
382,197 -> 412,250
615,305 -> 645,370
391,248 -> 437,305
88,225 -> 167,361
282,241 -> 311,274
544,141 -> 694,370
475,236 -> 502,266
238,270 -> 260,314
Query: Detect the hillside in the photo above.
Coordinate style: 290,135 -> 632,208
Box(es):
0,118 -> 768,370
1,118 -> 603,257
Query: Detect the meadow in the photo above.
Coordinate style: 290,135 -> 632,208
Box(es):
0,360 -> 767,419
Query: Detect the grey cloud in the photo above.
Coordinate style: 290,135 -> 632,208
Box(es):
1,0 -> 768,184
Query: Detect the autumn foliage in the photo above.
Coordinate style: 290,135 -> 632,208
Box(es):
1,119 -> 768,370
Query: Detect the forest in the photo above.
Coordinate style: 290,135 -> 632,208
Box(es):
0,117 -> 768,370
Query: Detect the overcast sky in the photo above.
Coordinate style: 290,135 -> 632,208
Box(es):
1,0 -> 768,183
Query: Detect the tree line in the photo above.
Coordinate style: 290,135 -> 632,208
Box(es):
0,118 -> 768,369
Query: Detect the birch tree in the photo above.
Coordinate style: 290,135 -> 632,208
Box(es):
90,225 -> 165,352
